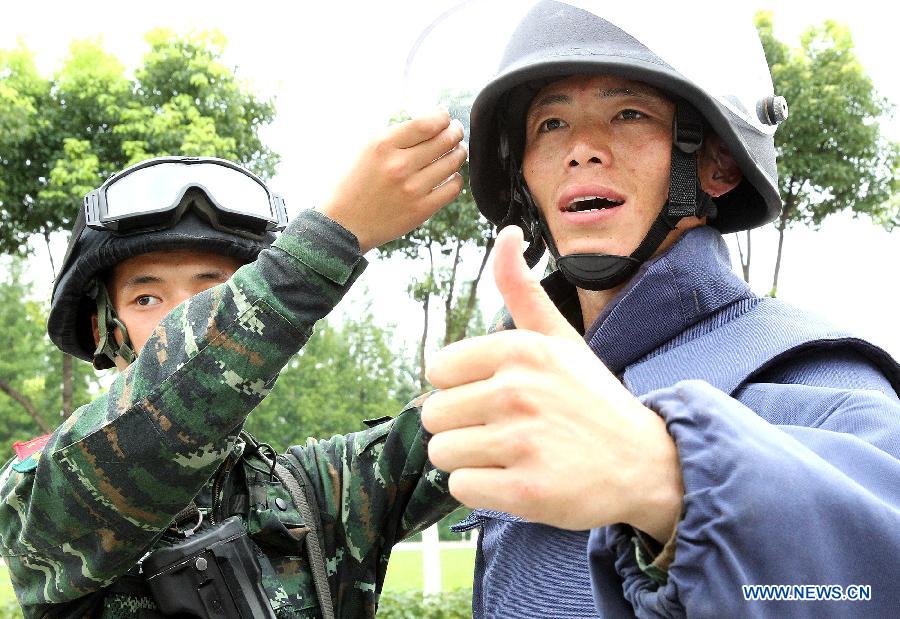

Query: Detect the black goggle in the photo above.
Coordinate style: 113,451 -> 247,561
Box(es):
83,156 -> 288,237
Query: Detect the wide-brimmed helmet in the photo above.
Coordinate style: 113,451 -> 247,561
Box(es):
468,0 -> 785,241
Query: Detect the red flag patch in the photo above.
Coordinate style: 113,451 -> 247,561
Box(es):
14,433 -> 52,461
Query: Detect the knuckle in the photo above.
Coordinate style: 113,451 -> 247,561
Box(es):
385,159 -> 407,182
504,428 -> 537,460
372,137 -> 392,158
493,374 -> 521,404
447,470 -> 471,504
427,435 -> 450,470
509,475 -> 545,506
413,114 -> 443,136
400,178 -> 420,198
420,397 -> 439,432
493,375 -> 536,416
505,334 -> 544,368
440,127 -> 463,151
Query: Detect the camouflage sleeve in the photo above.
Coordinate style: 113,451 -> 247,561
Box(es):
286,392 -> 458,614
0,209 -> 366,609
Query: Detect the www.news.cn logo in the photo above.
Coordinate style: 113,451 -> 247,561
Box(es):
742,584 -> 872,602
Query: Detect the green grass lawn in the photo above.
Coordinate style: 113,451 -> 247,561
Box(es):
383,547 -> 476,592
0,564 -> 19,618
0,547 -> 476,615
0,565 -> 11,598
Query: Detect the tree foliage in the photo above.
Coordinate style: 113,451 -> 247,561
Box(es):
0,30 -> 279,418
243,304 -> 417,447
378,588 -> 471,618
0,30 -> 278,255
754,12 -> 899,294
0,258 -> 99,448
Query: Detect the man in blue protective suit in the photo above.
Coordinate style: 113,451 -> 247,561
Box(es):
421,1 -> 900,617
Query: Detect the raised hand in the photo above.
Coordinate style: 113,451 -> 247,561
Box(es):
316,109 -> 467,253
422,226 -> 683,540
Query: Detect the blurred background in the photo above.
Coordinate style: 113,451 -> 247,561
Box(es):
1,1 -> 897,615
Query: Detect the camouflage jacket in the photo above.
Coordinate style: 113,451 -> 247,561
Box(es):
0,210 -> 456,618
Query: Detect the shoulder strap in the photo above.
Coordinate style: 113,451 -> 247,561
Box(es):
624,298 -> 900,397
272,457 -> 336,619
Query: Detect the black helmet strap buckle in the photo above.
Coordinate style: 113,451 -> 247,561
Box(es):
90,281 -> 136,369
499,130 -> 546,268
667,102 -> 706,218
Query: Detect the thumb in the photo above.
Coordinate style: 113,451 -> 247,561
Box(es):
494,226 -> 581,340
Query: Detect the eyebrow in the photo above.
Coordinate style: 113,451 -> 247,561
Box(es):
527,93 -> 572,120
598,86 -> 660,99
120,270 -> 230,290
527,86 -> 663,121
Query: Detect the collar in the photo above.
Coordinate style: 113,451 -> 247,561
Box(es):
536,226 -> 754,374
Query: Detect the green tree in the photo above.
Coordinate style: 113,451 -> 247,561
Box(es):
243,303 -> 417,446
0,31 -> 277,255
0,258 -> 99,447
0,30 -> 277,416
749,13 -> 898,295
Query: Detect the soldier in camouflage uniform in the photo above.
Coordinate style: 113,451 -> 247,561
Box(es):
0,109 -> 466,617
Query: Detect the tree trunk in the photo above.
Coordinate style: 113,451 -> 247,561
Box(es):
770,206 -> 791,298
418,245 -> 436,392
62,353 -> 74,418
0,379 -> 51,433
418,292 -> 430,392
456,234 -> 495,342
442,238 -> 463,345
735,230 -> 751,283
43,230 -> 58,280
45,231 -> 75,419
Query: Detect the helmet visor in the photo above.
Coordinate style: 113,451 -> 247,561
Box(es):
86,157 -> 287,235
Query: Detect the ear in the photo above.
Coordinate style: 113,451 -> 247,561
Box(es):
698,134 -> 742,198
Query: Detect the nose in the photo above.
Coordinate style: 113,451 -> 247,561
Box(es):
567,126 -> 611,169
569,154 -> 602,168
169,290 -> 196,312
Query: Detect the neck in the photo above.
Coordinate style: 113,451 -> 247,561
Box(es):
576,284 -> 625,332
569,219 -> 709,331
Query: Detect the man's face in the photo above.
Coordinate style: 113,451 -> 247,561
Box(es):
522,74 -> 683,257
101,249 -> 243,370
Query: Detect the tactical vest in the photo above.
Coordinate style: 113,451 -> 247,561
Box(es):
75,433 -> 336,619
459,296 -> 900,619
623,297 -> 900,398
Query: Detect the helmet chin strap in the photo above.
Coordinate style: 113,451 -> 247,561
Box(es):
90,281 -> 137,369
516,102 -> 716,291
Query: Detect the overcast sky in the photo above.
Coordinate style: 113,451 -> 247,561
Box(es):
2,0 -> 898,360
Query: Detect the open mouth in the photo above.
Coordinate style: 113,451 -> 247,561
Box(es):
563,196 -> 625,213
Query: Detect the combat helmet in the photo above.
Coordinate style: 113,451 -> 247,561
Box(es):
48,156 -> 286,369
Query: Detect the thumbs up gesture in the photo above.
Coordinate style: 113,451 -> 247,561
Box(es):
422,226 -> 683,540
